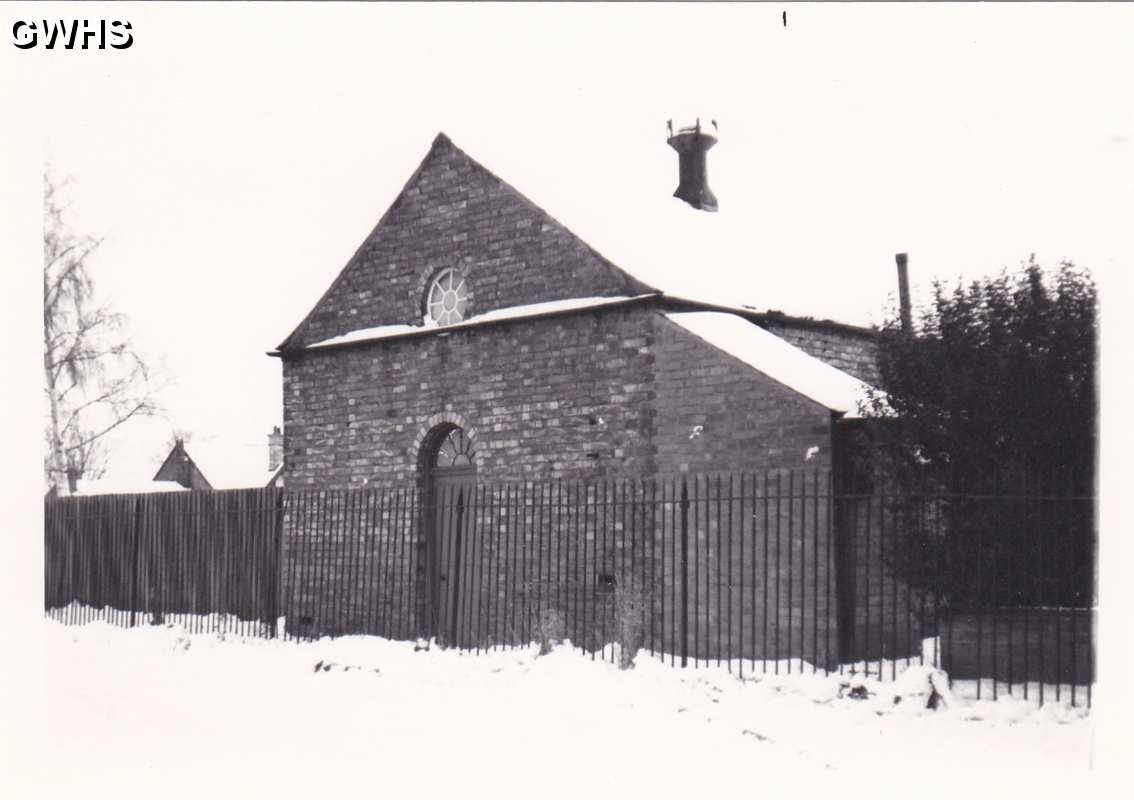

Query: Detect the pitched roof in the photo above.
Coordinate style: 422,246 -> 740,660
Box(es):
665,311 -> 880,417
152,439 -> 212,490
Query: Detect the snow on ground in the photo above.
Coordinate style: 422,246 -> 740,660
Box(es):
18,615 -> 1094,799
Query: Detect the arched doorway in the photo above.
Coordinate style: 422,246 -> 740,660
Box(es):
421,424 -> 478,645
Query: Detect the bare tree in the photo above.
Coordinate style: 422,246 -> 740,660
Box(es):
43,169 -> 160,495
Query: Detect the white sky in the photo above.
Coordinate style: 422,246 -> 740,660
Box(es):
3,2 -> 1132,486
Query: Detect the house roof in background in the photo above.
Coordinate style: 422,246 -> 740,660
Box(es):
180,438 -> 277,490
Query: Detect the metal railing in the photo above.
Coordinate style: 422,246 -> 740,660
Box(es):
44,470 -> 1096,707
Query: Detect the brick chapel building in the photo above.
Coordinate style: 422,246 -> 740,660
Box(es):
270,129 -> 900,660
271,130 -> 879,492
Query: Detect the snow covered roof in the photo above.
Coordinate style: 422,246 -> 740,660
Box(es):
74,479 -> 187,496
305,295 -> 652,350
664,311 -> 881,418
181,439 -> 279,490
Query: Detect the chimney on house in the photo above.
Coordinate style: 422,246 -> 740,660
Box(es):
895,252 -> 912,332
667,118 -> 719,212
65,465 -> 80,495
268,426 -> 283,472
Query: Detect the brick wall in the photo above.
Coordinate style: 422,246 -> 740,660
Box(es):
282,305 -> 661,642
943,608 -> 1095,686
283,307 -> 857,488
652,314 -> 838,473
281,306 -> 850,657
762,319 -> 879,387
647,314 -> 842,667
283,305 -> 660,488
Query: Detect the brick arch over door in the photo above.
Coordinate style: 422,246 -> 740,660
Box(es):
411,411 -> 480,474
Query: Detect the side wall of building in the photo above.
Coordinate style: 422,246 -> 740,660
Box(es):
650,315 -> 840,667
652,315 -> 837,474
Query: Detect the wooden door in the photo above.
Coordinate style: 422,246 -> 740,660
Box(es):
432,466 -> 478,646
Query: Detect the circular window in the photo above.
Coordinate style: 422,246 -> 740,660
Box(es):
425,269 -> 469,326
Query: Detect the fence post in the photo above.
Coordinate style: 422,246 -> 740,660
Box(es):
129,495 -> 143,627
270,489 -> 284,638
449,487 -> 466,648
680,478 -> 689,669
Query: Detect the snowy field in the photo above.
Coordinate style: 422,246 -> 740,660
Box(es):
8,616 -> 1103,799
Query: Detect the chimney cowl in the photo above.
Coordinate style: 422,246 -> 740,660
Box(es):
667,118 -> 719,212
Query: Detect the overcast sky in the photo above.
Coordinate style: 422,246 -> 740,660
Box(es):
4,2 -> 1132,484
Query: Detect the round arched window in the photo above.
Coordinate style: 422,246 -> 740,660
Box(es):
433,427 -> 476,469
425,269 -> 469,326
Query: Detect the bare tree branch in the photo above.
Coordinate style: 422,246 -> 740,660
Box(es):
43,167 -> 161,494
63,400 -> 156,454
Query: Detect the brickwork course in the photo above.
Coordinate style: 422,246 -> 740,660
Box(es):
273,132 -> 889,659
